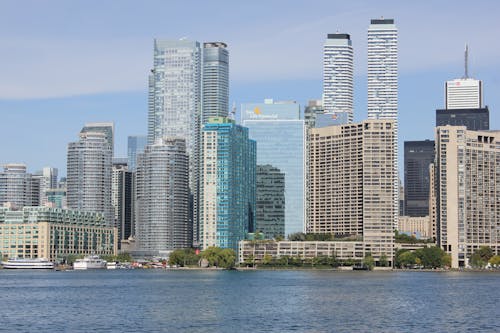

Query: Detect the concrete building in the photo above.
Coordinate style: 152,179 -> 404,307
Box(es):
308,120 -> 397,262
45,188 -> 67,209
434,126 -> 500,268
404,140 -> 435,217
200,118 -> 256,252
67,127 -> 113,226
127,135 -> 147,171
136,138 -> 191,255
323,33 -> 353,123
202,42 -> 229,123
0,206 -> 117,261
398,216 -> 432,239
0,164 -> 39,208
241,99 -> 305,236
256,164 -> 285,239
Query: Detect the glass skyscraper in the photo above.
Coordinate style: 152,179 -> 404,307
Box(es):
241,99 -> 305,236
200,118 -> 256,252
127,135 -> 147,171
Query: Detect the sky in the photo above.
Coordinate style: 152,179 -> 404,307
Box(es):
1,0 -> 500,177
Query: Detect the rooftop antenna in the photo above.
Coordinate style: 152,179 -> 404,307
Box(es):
464,43 -> 469,79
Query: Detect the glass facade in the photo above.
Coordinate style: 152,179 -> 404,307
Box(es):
200,118 -> 256,252
127,135 -> 147,171
241,100 -> 305,236
256,164 -> 285,239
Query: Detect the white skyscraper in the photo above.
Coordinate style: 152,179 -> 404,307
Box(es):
67,126 -> 113,226
323,33 -> 353,123
367,18 -> 398,228
202,42 -> 229,123
445,45 -> 483,110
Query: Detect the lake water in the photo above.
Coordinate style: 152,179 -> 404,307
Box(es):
0,269 -> 498,332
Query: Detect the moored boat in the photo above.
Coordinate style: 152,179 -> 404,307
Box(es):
1,258 -> 55,269
73,255 -> 107,270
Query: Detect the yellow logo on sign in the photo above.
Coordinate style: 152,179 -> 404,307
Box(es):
253,107 -> 261,115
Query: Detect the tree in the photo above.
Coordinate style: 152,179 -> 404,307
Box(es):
396,250 -> 416,268
442,254 -> 452,268
169,248 -> 200,267
488,255 -> 500,267
363,253 -> 375,270
262,254 -> 272,266
415,246 -> 446,268
470,246 -> 494,268
379,254 -> 389,267
200,247 -> 236,269
288,232 -> 305,241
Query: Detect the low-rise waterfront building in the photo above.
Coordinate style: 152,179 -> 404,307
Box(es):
0,207 -> 117,261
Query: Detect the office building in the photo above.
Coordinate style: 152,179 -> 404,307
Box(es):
241,99 -> 305,236
256,164 -> 285,239
398,216 -> 432,239
67,127 -> 113,226
127,135 -> 147,171
45,188 -> 67,209
434,126 -> 500,268
202,42 -> 229,123
436,107 -> 489,131
136,138 -> 191,255
200,118 -> 256,252
0,206 -> 117,261
308,120 -> 397,262
404,140 -> 435,217
112,159 -> 134,247
323,33 -> 353,123
445,78 -> 482,110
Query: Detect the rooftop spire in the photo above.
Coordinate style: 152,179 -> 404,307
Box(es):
464,43 -> 469,78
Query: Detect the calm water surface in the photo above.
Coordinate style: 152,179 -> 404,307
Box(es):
0,269 -> 498,332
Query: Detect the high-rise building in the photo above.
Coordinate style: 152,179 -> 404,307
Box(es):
35,167 -> 58,206
127,135 -> 147,171
434,126 -> 500,268
308,120 -> 397,262
0,164 -> 39,208
404,140 -> 435,217
112,159 -> 134,248
80,122 -> 114,151
200,118 -> 256,252
67,127 -> 113,226
436,107 -> 489,131
136,138 -> 191,255
367,18 -> 398,228
445,78 -> 482,110
304,99 -> 349,129
202,42 -> 229,123
323,33 -> 353,123
241,99 -> 305,236
256,164 -> 285,239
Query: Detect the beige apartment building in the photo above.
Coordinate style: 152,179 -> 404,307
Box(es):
434,126 -> 500,268
0,207 -> 117,261
398,216 -> 432,239
308,120 -> 397,263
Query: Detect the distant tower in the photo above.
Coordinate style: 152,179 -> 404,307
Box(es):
202,42 -> 229,123
367,18 -> 399,228
323,33 -> 354,123
67,125 -> 113,226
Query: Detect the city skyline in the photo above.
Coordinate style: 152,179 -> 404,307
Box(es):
1,1 -> 499,176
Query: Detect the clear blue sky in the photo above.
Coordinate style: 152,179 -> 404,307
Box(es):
1,0 -> 499,176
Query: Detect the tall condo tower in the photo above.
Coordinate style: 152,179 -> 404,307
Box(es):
367,18 -> 398,227
323,33 -> 354,123
200,117 -> 256,252
67,125 -> 113,226
136,138 -> 191,255
202,42 -> 229,123
148,39 -> 201,245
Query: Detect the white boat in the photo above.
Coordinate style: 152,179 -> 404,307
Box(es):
1,258 -> 55,269
73,255 -> 107,270
106,261 -> 118,270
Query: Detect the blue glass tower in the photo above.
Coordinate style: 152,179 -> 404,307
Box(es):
241,99 -> 305,236
127,135 -> 147,171
200,117 -> 256,252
